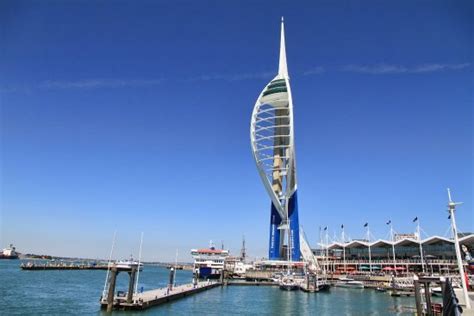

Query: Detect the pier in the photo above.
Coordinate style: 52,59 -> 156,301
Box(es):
101,262 -> 221,311
21,262 -> 109,270
100,281 -> 221,311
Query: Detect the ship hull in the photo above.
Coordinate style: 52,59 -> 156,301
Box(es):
198,267 -> 221,279
0,255 -> 19,259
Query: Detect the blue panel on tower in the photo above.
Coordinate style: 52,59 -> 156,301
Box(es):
288,190 -> 301,261
268,202 -> 282,260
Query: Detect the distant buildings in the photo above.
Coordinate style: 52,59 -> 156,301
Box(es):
313,233 -> 474,273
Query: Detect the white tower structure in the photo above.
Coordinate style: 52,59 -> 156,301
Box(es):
250,18 -> 300,261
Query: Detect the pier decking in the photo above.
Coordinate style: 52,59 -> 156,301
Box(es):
100,281 -> 221,311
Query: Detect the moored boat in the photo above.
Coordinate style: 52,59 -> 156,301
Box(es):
279,275 -> 299,291
335,277 -> 364,289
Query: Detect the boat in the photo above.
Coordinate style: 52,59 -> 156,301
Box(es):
191,242 -> 229,279
300,275 -> 330,292
278,216 -> 301,291
279,274 -> 299,291
316,280 -> 331,292
335,277 -> 364,289
0,244 -> 19,259
375,287 -> 387,292
111,256 -> 143,270
431,287 -> 442,297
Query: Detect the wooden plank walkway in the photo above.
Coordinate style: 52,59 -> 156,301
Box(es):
100,281 -> 221,311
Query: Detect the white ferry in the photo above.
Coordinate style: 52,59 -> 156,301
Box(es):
191,243 -> 229,279
0,244 -> 19,259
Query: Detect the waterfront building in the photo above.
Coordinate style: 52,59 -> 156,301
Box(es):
313,233 -> 474,274
250,18 -> 300,261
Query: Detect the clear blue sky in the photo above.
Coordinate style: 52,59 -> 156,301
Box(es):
1,1 -> 472,261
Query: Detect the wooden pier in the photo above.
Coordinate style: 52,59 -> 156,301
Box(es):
100,281 -> 221,311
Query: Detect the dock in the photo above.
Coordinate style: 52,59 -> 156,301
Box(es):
101,262 -> 223,311
100,281 -> 220,311
21,263 -> 109,271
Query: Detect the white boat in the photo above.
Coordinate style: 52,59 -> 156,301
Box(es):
431,287 -> 442,296
279,274 -> 300,291
110,256 -> 143,270
335,277 -> 364,289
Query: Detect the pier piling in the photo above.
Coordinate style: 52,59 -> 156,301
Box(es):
106,267 -> 118,312
168,267 -> 175,291
127,267 -> 138,304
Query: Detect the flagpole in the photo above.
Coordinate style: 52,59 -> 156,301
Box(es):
325,228 -> 329,273
416,219 -> 425,273
390,220 -> 397,271
366,224 -> 372,274
319,226 -> 325,274
342,225 -> 346,273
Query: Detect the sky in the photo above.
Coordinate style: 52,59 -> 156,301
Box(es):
1,0 -> 472,262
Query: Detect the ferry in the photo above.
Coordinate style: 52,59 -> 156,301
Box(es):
334,277 -> 364,289
0,244 -> 19,259
191,243 -> 229,279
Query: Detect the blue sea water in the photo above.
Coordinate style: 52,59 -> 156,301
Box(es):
1,260 -> 421,315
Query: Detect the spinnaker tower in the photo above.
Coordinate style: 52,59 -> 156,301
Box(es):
250,18 -> 301,261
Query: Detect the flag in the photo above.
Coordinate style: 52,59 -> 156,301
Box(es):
341,224 -> 344,229
324,226 -> 328,231
448,214 -> 451,219
386,220 -> 391,225
413,217 -> 418,222
364,222 -> 368,227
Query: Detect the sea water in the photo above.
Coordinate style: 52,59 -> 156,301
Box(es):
1,260 -> 420,315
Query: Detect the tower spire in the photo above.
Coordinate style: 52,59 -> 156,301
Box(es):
278,17 -> 288,78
